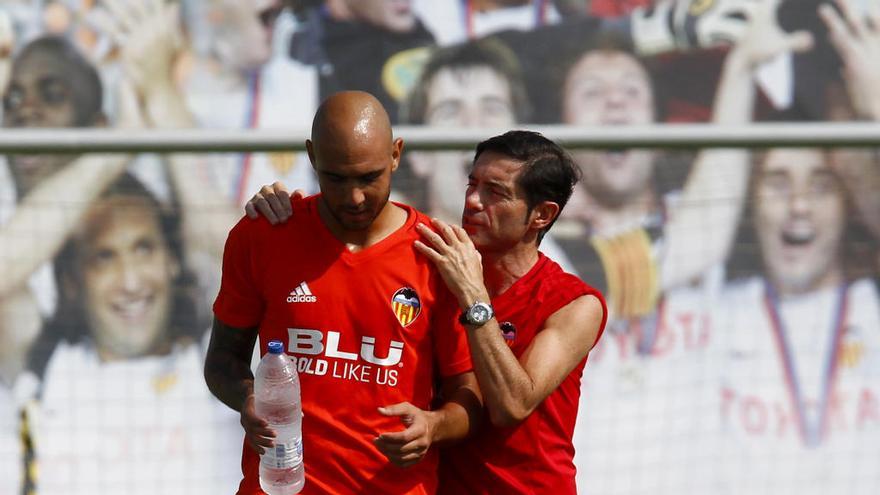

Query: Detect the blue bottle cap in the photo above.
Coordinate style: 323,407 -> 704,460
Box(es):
267,340 -> 284,354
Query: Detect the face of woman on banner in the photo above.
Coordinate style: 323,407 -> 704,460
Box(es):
562,49 -> 656,208
755,148 -> 847,295
75,195 -> 179,361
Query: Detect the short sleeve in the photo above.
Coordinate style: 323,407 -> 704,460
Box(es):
212,218 -> 265,329
432,287 -> 473,377
541,273 -> 608,349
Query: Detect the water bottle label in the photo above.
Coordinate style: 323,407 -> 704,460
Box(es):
262,438 -> 303,469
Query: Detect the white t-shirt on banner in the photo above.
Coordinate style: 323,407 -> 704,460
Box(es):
32,340 -> 243,495
574,280 -> 721,495
712,277 -> 880,495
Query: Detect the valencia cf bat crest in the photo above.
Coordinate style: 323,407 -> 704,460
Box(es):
500,321 -> 517,345
391,287 -> 421,327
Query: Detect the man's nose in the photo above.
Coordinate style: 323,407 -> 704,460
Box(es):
464,188 -> 482,210
348,186 -> 365,206
117,257 -> 146,293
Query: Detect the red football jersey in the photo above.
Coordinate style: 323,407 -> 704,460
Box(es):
439,254 -> 607,494
213,195 -> 472,495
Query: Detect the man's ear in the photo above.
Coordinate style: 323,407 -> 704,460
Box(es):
530,201 -> 561,231
306,139 -> 316,171
391,137 -> 404,173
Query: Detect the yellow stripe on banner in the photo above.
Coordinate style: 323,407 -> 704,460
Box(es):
605,234 -> 626,318
591,236 -> 621,319
600,228 -> 662,319
621,229 -> 642,318
616,231 -> 638,318
635,228 -> 660,315
592,227 -> 661,320
633,231 -> 649,316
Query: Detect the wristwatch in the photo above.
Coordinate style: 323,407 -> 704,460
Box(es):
459,302 -> 495,327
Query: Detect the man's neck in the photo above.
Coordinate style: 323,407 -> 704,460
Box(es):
318,200 -> 408,252
480,244 -> 540,298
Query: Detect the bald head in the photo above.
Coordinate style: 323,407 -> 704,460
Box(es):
311,91 -> 393,154
306,91 -> 404,234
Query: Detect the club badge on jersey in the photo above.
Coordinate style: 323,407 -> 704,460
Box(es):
500,321 -> 517,345
391,287 -> 421,327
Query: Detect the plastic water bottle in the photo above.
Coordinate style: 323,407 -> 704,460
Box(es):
255,340 -> 304,495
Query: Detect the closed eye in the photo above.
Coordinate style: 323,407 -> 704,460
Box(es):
358,171 -> 383,185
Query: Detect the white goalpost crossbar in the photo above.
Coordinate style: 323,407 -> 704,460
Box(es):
1,122 -> 880,153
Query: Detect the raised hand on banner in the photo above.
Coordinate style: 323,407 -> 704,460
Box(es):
89,0 -> 187,125
728,0 -> 813,68
631,0 -> 761,55
115,75 -> 147,130
820,0 -> 880,120
818,0 -> 880,240
91,0 -> 182,90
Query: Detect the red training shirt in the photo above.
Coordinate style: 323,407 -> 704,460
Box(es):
439,254 -> 607,494
213,195 -> 472,495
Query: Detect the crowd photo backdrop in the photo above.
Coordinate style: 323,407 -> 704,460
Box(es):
0,0 -> 878,494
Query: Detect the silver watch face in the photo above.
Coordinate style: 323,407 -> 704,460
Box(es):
469,303 -> 493,324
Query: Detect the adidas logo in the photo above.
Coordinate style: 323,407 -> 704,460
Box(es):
287,282 -> 317,303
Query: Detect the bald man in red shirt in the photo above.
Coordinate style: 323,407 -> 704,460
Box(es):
205,91 -> 481,495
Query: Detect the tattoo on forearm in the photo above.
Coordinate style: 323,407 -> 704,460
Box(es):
205,318 -> 259,412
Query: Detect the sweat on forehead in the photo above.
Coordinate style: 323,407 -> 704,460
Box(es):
311,91 -> 393,144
